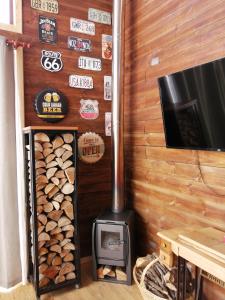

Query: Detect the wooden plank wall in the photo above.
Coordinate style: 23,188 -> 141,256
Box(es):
124,1 -> 225,299
22,0 -> 112,257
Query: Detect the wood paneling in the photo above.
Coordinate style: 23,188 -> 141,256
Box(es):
22,0 -> 112,257
124,1 -> 225,299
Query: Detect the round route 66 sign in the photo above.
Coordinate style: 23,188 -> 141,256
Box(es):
41,50 -> 63,72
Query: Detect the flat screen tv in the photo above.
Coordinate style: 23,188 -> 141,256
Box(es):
158,56 -> 225,151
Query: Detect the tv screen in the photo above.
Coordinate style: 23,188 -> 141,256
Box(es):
158,56 -> 225,151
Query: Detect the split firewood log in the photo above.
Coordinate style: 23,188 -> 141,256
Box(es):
103,265 -> 113,276
116,267 -> 127,281
50,244 -> 62,254
38,225 -> 45,235
64,253 -> 74,262
61,160 -> 73,170
36,168 -> 46,176
59,262 -> 75,276
48,186 -> 60,199
47,253 -> 57,265
52,136 -> 64,150
46,167 -> 58,180
39,256 -> 47,264
34,133 -> 50,143
61,201 -> 71,210
53,233 -> 64,241
55,147 -> 66,158
62,144 -> 72,151
60,249 -> 70,258
44,183 -> 55,195
64,195 -> 72,202
58,216 -> 71,228
36,190 -> 44,198
36,160 -> 46,169
35,151 -> 44,160
62,224 -> 74,232
46,221 -> 57,232
62,133 -> 74,144
56,157 -> 63,168
60,239 -> 71,247
35,142 -> 43,152
48,210 -> 64,222
36,183 -> 47,192
39,263 -> 48,274
62,151 -> 73,162
61,183 -> 74,195
97,267 -> 104,279
36,175 -> 48,185
66,272 -> 76,280
51,177 -> 60,186
46,161 -> 58,169
43,266 -> 60,279
50,227 -> 62,235
43,148 -> 53,158
55,170 -> 66,179
62,203 -> 74,220
39,277 -> 50,288
65,167 -> 75,184
38,232 -> 50,242
58,178 -> 68,189
55,275 -> 65,284
37,195 -> 48,205
52,256 -> 62,266
65,230 -> 74,239
53,193 -> 64,203
38,214 -> 47,225
52,200 -> 60,210
43,142 -> 53,149
45,239 -> 58,247
37,205 -> 44,214
38,241 -> 46,250
45,154 -> 56,164
63,243 -> 75,251
39,247 -> 48,256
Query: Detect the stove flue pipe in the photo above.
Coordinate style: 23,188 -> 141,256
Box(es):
112,0 -> 125,214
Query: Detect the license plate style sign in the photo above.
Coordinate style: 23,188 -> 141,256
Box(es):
78,56 -> 102,71
31,0 -> 59,14
88,8 -> 111,25
69,75 -> 93,89
68,37 -> 92,52
70,18 -> 95,36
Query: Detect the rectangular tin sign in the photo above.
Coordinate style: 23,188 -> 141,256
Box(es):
102,34 -> 112,60
69,75 -> 93,89
39,16 -> 57,44
104,76 -> 112,100
31,0 -> 59,14
78,56 -> 102,71
70,18 -> 95,36
88,8 -> 111,25
68,36 -> 92,52
105,112 -> 112,136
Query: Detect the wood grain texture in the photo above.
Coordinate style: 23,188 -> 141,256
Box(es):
124,1 -> 225,299
21,0 -> 112,257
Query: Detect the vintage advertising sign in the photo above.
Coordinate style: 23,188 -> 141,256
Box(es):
88,8 -> 111,25
105,112 -> 112,136
102,34 -> 112,60
70,18 -> 95,36
104,76 -> 112,100
78,56 -> 102,71
34,88 -> 68,123
68,36 -> 92,52
80,99 -> 99,120
31,0 -> 59,14
78,132 -> 105,164
39,16 -> 57,44
69,75 -> 94,89
41,50 -> 63,72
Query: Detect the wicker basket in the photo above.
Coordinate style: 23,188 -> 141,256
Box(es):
133,258 -> 168,300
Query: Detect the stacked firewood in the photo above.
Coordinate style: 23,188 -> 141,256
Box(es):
135,254 -> 177,300
26,132 -> 77,288
97,265 -> 127,281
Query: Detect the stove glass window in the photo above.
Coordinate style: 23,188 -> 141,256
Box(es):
101,231 -> 120,251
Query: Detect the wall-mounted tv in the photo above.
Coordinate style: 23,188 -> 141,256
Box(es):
158,56 -> 225,151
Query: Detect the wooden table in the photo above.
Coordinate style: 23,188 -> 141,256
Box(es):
157,226 -> 225,300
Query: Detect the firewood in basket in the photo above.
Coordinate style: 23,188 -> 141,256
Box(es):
97,267 -> 104,279
38,214 -> 47,225
36,168 -> 46,176
43,266 -> 60,279
47,253 -> 57,265
55,147 -> 66,158
34,133 -> 50,143
45,153 -> 56,164
50,244 -> 62,254
60,239 -> 71,247
35,151 -> 44,160
65,230 -> 74,239
39,277 -> 50,288
62,144 -> 72,151
61,160 -> 73,170
46,161 -> 58,169
50,227 -> 62,235
62,224 -> 74,232
116,267 -> 127,281
56,157 -> 63,168
61,183 -> 74,195
44,183 -> 55,194
39,263 -> 48,274
46,167 -> 58,180
46,220 -> 57,232
59,262 -> 75,276
35,142 -> 43,152
66,272 -> 76,280
52,136 -> 64,150
43,142 -> 53,149
55,275 -> 66,284
58,178 -> 68,189
52,200 -> 60,210
48,186 -> 60,199
55,170 -> 66,179
62,134 -> 74,144
38,232 -> 50,242
37,205 -> 44,214
39,247 -> 48,256
52,256 -> 62,266
64,252 -> 74,262
43,147 -> 53,158
65,167 -> 75,184
63,243 -> 75,251
53,193 -> 64,203
58,216 -> 71,228
48,210 -> 64,221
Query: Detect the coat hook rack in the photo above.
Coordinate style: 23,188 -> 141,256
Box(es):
6,39 -> 31,49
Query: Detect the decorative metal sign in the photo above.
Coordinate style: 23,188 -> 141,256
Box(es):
78,56 -> 102,71
39,16 -> 57,44
68,36 -> 92,52
78,132 -> 105,164
102,34 -> 112,60
41,50 -> 63,72
69,75 -> 93,89
34,88 -> 68,123
80,99 -> 99,120
104,76 -> 112,100
105,112 -> 112,136
88,8 -> 111,25
70,18 -> 95,36
31,0 -> 58,14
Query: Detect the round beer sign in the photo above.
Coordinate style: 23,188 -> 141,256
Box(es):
78,132 -> 105,164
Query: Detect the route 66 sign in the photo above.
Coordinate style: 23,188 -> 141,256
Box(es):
41,50 -> 63,72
